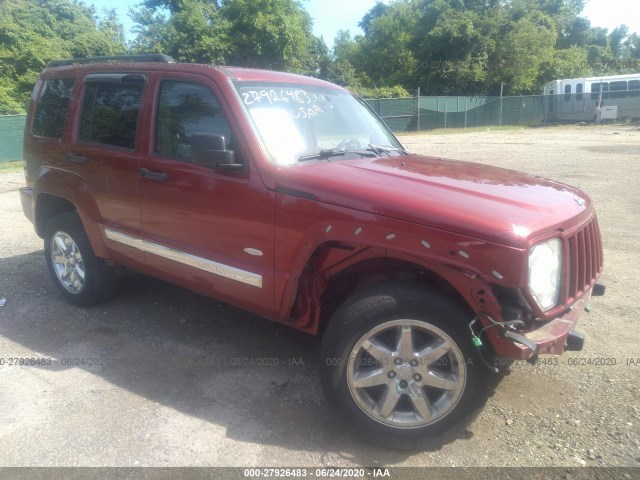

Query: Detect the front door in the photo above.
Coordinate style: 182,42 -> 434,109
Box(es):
138,74 -> 275,316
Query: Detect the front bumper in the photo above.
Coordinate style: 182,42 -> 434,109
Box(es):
491,292 -> 593,360
524,293 -> 590,356
19,187 -> 34,224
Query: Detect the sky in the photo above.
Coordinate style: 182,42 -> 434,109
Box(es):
91,0 -> 640,48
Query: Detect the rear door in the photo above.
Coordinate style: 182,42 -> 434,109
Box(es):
69,73 -> 147,269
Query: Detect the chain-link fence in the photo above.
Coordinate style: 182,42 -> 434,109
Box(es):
0,115 -> 26,163
366,95 -> 534,131
366,90 -> 640,132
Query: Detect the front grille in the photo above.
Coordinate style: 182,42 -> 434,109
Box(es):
566,216 -> 603,302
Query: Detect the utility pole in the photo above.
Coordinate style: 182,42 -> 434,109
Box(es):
444,102 -> 447,129
544,88 -> 548,125
597,79 -> 603,124
416,87 -> 421,131
499,82 -> 504,126
464,99 -> 468,129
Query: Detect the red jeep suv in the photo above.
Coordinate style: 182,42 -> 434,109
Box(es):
20,55 -> 604,448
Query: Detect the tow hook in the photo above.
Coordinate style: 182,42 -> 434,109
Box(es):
503,330 -> 538,354
592,282 -> 606,296
565,328 -> 585,351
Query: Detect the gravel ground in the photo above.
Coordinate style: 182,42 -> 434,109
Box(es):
0,125 -> 639,470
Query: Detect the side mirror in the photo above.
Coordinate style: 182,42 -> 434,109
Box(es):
191,133 -> 245,172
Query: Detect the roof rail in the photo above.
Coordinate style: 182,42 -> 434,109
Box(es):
47,54 -> 175,68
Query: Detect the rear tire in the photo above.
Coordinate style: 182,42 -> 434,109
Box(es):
44,213 -> 118,306
321,282 -> 490,449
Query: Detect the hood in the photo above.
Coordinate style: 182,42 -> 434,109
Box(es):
275,155 -> 593,248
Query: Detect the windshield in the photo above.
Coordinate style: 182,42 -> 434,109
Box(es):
233,81 -> 404,166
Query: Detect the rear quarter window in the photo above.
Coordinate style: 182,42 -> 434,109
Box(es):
32,79 -> 75,139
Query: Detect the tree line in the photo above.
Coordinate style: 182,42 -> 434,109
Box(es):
1,0 -> 639,114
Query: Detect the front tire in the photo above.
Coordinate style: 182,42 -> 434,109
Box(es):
321,282 -> 490,449
44,213 -> 118,306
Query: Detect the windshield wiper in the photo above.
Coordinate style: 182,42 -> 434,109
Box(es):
298,149 -> 347,162
298,149 -> 378,162
367,144 -> 409,156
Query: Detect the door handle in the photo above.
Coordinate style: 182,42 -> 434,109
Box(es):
138,168 -> 168,181
65,153 -> 87,164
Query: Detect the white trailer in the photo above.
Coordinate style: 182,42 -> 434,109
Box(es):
544,73 -> 640,122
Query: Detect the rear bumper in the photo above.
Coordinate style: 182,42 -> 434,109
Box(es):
19,187 -> 34,224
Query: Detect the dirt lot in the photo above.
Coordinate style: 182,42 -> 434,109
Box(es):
0,125 -> 639,469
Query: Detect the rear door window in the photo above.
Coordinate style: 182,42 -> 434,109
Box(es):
79,79 -> 144,149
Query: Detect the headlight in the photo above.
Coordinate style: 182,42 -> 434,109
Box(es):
528,238 -> 562,311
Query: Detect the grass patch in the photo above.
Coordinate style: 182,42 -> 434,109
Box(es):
0,161 -> 23,174
397,125 -> 528,137
396,122 -> 639,137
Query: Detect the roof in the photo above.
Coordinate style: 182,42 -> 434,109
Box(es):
43,55 -> 342,90
217,66 -> 341,88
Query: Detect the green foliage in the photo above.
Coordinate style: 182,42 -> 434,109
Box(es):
540,46 -> 588,82
309,36 -> 331,78
359,2 -> 389,38
625,34 -> 640,59
332,0 -> 640,95
489,14 -> 558,93
0,79 -> 26,115
0,0 -> 126,114
357,1 -> 419,87
222,0 -> 314,72
132,0 -> 322,74
349,85 -> 411,99
326,60 -> 360,87
131,0 -> 228,63
412,2 -> 497,94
